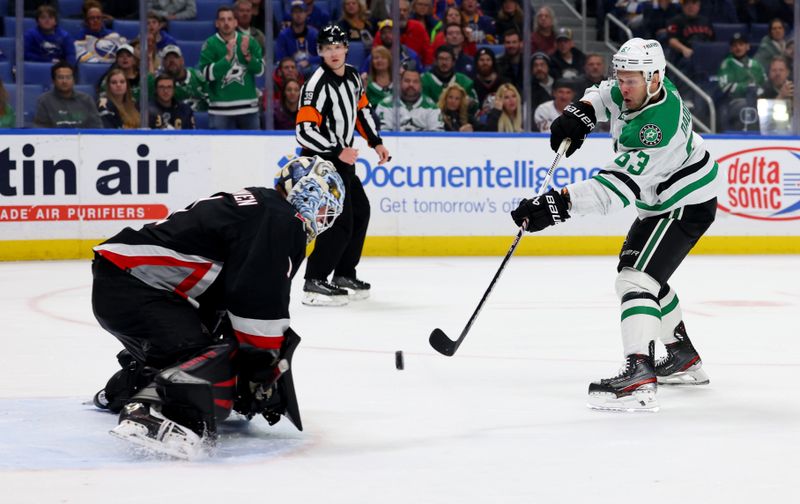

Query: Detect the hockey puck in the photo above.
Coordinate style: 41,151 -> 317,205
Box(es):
395,350 -> 404,370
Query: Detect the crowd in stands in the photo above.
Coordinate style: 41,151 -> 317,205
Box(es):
0,0 -> 794,132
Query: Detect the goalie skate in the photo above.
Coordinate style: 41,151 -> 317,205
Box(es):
109,402 -> 209,460
587,352 -> 660,412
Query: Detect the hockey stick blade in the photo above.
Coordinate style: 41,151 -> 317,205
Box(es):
429,328 -> 459,356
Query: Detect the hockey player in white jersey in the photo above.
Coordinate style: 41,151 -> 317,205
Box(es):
511,38 -> 719,412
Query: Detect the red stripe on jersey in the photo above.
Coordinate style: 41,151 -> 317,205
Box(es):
234,330 -> 284,350
214,399 -> 233,409
97,249 -> 214,299
213,378 -> 237,388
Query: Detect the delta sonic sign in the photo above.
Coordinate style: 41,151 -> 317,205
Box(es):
717,145 -> 800,221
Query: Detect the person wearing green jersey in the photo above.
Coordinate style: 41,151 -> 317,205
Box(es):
512,38 -> 719,413
200,5 -> 264,129
160,45 -> 210,111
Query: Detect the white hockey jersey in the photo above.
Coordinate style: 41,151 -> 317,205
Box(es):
566,77 -> 720,219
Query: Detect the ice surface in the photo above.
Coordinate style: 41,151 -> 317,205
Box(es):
0,256 -> 798,503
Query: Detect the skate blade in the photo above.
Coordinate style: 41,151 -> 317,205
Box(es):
301,292 -> 349,307
587,389 -> 660,413
341,288 -> 369,301
110,421 -> 203,460
658,367 -> 710,386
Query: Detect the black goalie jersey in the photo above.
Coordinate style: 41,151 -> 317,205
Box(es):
93,188 -> 307,351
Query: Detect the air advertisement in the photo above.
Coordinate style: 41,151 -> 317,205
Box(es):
0,132 -> 797,259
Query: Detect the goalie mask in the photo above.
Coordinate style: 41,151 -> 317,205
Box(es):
612,38 -> 667,107
276,156 -> 345,242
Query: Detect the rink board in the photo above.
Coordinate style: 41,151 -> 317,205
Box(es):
0,131 -> 798,260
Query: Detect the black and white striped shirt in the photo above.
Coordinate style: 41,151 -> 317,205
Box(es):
296,62 -> 382,157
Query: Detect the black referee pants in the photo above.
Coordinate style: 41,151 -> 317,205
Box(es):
304,157 -> 371,281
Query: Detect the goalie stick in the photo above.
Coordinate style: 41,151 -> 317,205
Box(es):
428,139 -> 572,356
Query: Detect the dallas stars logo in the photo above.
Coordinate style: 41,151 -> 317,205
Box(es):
222,56 -> 246,87
639,123 -> 662,146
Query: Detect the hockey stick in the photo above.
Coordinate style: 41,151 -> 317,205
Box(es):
428,138 -> 572,356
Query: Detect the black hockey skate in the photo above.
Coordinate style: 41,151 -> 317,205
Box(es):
656,322 -> 709,386
302,279 -> 349,306
332,276 -> 371,300
588,347 -> 659,412
109,402 -> 209,460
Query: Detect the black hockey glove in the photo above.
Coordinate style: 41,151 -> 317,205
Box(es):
510,188 -> 570,232
549,101 -> 596,157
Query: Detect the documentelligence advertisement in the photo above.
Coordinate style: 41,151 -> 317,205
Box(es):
0,133 -> 798,243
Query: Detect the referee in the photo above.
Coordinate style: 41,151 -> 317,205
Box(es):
296,24 -> 390,307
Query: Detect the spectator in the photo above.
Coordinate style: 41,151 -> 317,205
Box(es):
666,0 -> 714,73
8,0 -> 57,17
442,23 -> 476,75
149,74 -> 195,129
364,45 -> 393,106
200,5 -> 265,129
137,12 -> 179,74
273,78 -> 300,129
473,47 -> 504,115
24,5 -> 77,67
761,56 -> 793,99
430,5 -> 462,43
640,0 -> 682,40
459,0 -> 496,44
717,32 -> 765,129
496,28 -> 523,91
101,0 -> 139,20
361,19 -> 422,73
338,0 -> 375,45
276,0 -> 321,78
494,0 -> 523,43
438,83 -> 476,131
98,68 -> 140,129
148,0 -> 197,21
575,53 -> 607,95
372,0 -> 433,65
421,45 -> 478,107
235,0 -> 266,50
485,82 -> 522,132
530,51 -> 555,117
754,18 -> 790,72
718,32 -> 765,99
0,80 -> 15,128
75,1 -> 127,64
533,78 -> 576,132
160,45 -> 209,111
411,0 -> 439,36
35,61 -> 103,128
614,0 -> 650,34
298,0 -> 331,29
98,44 -> 140,99
377,65 -> 444,131
273,56 -> 304,101
531,6 -> 557,56
551,27 -> 586,80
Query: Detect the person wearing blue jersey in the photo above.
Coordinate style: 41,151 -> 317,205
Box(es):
24,5 -> 77,67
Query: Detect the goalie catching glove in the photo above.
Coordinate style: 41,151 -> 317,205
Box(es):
511,188 -> 571,232
549,101 -> 596,157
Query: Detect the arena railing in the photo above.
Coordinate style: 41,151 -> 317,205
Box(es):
603,13 -> 716,133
